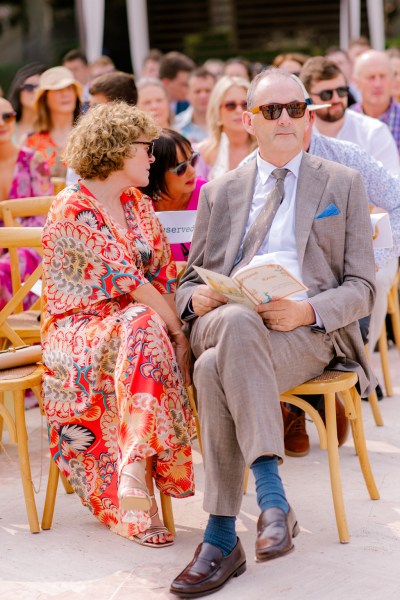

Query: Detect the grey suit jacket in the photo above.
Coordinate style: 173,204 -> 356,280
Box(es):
176,152 -> 376,395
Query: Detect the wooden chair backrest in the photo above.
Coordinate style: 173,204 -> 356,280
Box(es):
0,197 -> 53,312
0,228 -> 43,338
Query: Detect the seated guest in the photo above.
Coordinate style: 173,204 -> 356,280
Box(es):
137,78 -> 173,129
0,96 -> 53,311
41,102 -> 194,548
170,68 -> 375,597
141,129 -> 207,261
386,48 -> 400,104
197,75 -> 257,180
26,66 -> 82,178
89,55 -> 116,80
272,52 -> 309,76
223,57 -> 253,81
63,49 -> 91,103
175,67 -> 216,144
8,62 -> 46,146
141,49 -> 163,79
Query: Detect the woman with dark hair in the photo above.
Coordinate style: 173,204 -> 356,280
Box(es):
8,62 -> 46,146
141,129 -> 207,261
26,66 -> 82,177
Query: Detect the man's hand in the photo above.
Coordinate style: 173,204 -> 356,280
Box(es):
192,284 -> 228,316
256,298 -> 316,331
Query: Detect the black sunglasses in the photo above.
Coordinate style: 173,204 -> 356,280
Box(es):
310,86 -> 349,102
250,102 -> 308,120
0,111 -> 17,124
20,83 -> 38,93
168,152 -> 200,177
133,141 -> 154,157
221,101 -> 248,112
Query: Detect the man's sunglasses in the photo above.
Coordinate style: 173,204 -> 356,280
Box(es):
0,111 -> 17,124
250,102 -> 308,120
20,83 -> 38,93
310,86 -> 349,102
133,141 -> 154,157
168,152 -> 200,177
221,101 -> 248,111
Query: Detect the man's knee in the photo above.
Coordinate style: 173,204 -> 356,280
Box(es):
216,303 -> 265,336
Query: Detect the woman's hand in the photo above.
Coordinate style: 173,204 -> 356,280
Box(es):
170,331 -> 192,386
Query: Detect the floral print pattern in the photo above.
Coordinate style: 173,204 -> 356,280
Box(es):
26,131 -> 66,178
41,183 -> 194,540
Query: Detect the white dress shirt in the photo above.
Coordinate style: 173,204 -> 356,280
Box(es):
236,150 -> 322,325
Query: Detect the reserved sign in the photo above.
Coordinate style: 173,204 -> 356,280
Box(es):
156,210 -> 197,244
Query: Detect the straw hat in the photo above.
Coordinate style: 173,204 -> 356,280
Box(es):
35,66 -> 83,105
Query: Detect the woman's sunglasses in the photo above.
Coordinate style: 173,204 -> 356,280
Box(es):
133,141 -> 154,157
167,152 -> 200,177
310,86 -> 349,102
221,101 -> 248,111
20,83 -> 38,93
0,111 -> 17,124
250,102 -> 307,120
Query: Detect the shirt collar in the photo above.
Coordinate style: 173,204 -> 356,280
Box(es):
256,150 -> 303,185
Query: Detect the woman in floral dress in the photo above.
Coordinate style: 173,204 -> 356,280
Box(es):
0,96 -> 53,311
41,102 -> 194,547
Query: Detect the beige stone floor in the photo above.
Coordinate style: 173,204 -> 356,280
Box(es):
1,348 -> 400,600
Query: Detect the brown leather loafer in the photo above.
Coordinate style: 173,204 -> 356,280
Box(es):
170,538 -> 246,598
282,406 -> 310,457
255,506 -> 300,562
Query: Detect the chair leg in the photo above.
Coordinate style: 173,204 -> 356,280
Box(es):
41,456 -> 60,530
347,388 -> 380,501
243,466 -> 250,495
13,390 -> 40,533
388,280 -> 400,351
378,322 -> 393,397
61,473 -> 74,494
324,392 -> 349,543
160,492 -> 176,536
367,388 -> 384,427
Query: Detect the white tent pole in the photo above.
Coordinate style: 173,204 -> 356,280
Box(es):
81,0 -> 105,63
349,0 -> 361,40
340,0 -> 350,49
367,0 -> 385,50
126,0 -> 150,77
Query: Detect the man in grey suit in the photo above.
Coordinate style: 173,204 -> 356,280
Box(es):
170,69 -> 376,598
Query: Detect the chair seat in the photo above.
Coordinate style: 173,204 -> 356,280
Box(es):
286,370 -> 358,395
7,310 -> 40,328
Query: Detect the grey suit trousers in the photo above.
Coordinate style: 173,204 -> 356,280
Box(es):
190,303 -> 336,516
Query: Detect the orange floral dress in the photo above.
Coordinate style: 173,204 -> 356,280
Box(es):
41,182 -> 194,540
26,131 -> 66,177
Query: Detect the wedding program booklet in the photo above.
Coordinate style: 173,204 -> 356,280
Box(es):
193,264 -> 308,307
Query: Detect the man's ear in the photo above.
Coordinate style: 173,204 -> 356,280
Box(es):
304,109 -> 311,132
242,111 -> 255,136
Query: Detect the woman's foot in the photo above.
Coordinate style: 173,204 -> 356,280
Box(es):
133,497 -> 174,547
118,460 -> 152,513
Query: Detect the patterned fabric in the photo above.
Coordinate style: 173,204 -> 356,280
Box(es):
0,147 -> 53,310
26,131 -> 66,177
41,183 -> 194,540
351,98 -> 400,153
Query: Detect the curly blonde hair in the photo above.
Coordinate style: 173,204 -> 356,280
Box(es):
64,102 -> 160,179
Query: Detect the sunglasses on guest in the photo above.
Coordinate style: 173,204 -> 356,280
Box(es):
250,102 -> 308,120
0,111 -> 17,124
310,86 -> 349,102
221,101 -> 248,111
20,83 -> 38,93
167,152 -> 200,177
133,141 -> 154,157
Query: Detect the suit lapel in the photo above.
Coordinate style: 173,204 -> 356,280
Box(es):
295,154 -> 327,268
222,161 -> 257,274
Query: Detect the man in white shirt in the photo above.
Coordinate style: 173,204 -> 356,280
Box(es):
175,67 -> 216,144
171,68 -> 375,599
300,56 -> 400,175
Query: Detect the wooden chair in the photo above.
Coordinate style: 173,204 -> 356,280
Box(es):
243,370 -> 379,544
50,177 -> 66,195
0,197 -> 54,344
0,227 -> 45,533
376,271 -> 400,398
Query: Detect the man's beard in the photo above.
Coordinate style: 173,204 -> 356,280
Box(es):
317,105 -> 345,123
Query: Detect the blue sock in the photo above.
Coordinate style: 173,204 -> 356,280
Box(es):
250,455 -> 289,514
203,515 -> 237,557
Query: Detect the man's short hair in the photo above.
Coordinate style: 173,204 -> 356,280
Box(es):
89,71 -> 137,105
300,57 -> 344,91
325,46 -> 350,61
159,52 -> 195,80
143,49 -> 163,64
63,49 -> 88,65
189,66 -> 216,82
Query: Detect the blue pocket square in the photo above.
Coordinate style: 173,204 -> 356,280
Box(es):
315,203 -> 341,219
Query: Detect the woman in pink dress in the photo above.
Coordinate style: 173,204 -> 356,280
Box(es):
0,96 -> 53,311
41,102 -> 194,548
141,129 -> 206,261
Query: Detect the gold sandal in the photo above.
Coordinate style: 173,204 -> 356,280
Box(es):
132,505 -> 174,548
118,470 -> 152,513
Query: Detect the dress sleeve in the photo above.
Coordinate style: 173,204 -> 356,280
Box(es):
42,189 -> 148,314
126,190 -> 177,295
